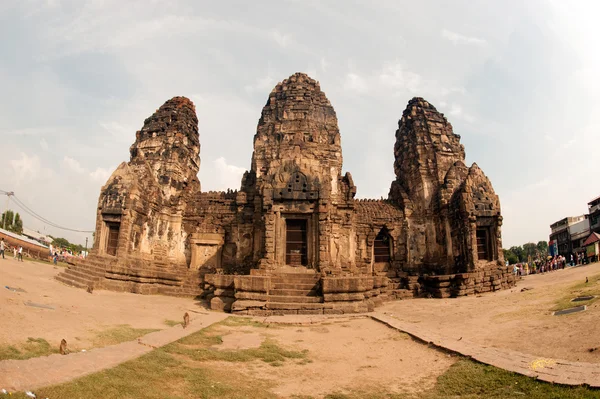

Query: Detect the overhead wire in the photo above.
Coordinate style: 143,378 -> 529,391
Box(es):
1,189 -> 94,233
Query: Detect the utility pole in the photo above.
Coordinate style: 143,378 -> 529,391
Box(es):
2,191 -> 14,230
85,237 -> 88,254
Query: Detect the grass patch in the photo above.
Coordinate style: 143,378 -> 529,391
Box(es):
9,346 -> 278,399
553,273 -> 600,311
164,319 -> 182,327
419,358 -> 600,399
92,324 -> 160,347
166,338 -> 307,364
220,316 -> 276,329
321,358 -> 600,399
0,337 -> 57,360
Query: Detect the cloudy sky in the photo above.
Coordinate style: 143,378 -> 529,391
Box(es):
1,0 -> 598,248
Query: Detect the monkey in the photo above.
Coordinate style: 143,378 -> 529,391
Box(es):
59,339 -> 67,355
183,312 -> 190,329
87,285 -> 94,294
586,277 -> 589,284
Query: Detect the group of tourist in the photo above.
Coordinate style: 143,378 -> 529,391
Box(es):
512,253 -> 591,276
0,238 -> 25,261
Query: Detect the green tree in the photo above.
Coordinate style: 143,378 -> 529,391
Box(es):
1,210 -> 23,234
52,237 -> 70,248
523,242 -> 537,260
508,245 -> 525,262
503,249 -> 519,264
12,213 -> 23,234
536,241 -> 548,257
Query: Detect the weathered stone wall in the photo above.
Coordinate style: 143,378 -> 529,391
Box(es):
69,73 -> 508,310
421,266 -> 516,298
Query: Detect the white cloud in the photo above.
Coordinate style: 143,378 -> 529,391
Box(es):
271,30 -> 291,47
100,122 -> 134,143
441,29 -> 487,46
9,153 -> 44,183
90,167 -> 113,183
245,75 -> 276,93
320,57 -> 329,72
379,62 -> 422,93
62,156 -> 85,174
448,104 -> 475,123
40,138 -> 49,151
343,73 -> 368,93
213,157 -> 246,191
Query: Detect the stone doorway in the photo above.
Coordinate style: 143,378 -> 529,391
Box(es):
476,228 -> 491,261
106,222 -> 120,256
286,219 -> 308,266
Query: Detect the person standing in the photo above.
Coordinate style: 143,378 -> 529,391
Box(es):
13,246 -> 17,259
17,246 -> 23,262
0,238 -> 5,259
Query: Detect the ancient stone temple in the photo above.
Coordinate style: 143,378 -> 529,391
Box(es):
57,73 -> 515,314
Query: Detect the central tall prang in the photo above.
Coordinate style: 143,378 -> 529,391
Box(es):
57,72 -> 514,314
248,73 -> 356,272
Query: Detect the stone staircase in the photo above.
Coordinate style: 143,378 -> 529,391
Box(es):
232,272 -> 326,314
55,255 -> 202,297
267,272 -> 322,305
55,255 -> 111,289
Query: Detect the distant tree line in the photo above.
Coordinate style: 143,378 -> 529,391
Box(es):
49,235 -> 88,254
1,210 -> 23,235
503,241 -> 548,265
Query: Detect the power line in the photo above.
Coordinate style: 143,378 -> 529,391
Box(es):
1,189 -> 94,233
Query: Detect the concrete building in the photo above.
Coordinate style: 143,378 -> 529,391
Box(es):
588,196 -> 600,235
549,215 -> 588,258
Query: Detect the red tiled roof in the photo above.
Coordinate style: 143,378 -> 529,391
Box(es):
582,232 -> 600,246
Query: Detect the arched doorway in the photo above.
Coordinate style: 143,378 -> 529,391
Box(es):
373,228 -> 392,263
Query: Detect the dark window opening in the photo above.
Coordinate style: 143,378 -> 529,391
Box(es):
286,219 -> 308,266
374,229 -> 391,262
107,223 -> 120,256
476,228 -> 491,261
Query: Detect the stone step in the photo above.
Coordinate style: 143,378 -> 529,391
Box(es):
61,272 -> 92,284
269,288 -> 319,296
55,274 -> 89,289
267,295 -> 322,304
65,268 -> 102,280
265,302 -> 331,310
272,283 -> 319,290
74,263 -> 106,274
271,279 -> 320,286
59,269 -> 94,282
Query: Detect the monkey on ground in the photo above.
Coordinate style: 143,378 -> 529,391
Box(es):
59,339 -> 68,355
183,312 -> 190,329
87,285 -> 93,294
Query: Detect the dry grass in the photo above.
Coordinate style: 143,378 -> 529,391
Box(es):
552,273 -> 600,311
0,325 -> 161,361
164,319 -> 182,327
91,324 -> 160,348
0,337 -> 57,360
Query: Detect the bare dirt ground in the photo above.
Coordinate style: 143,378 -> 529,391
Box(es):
0,257 -> 203,350
3,256 -> 600,396
380,261 -> 600,363
211,318 -> 456,397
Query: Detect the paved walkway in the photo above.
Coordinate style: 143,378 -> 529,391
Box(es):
371,312 -> 600,388
0,312 -> 228,392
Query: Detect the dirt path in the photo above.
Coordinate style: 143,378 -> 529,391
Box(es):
380,262 -> 600,363
209,317 -> 456,397
0,257 -> 201,350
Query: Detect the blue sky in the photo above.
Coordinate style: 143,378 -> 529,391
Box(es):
1,0 -> 598,247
